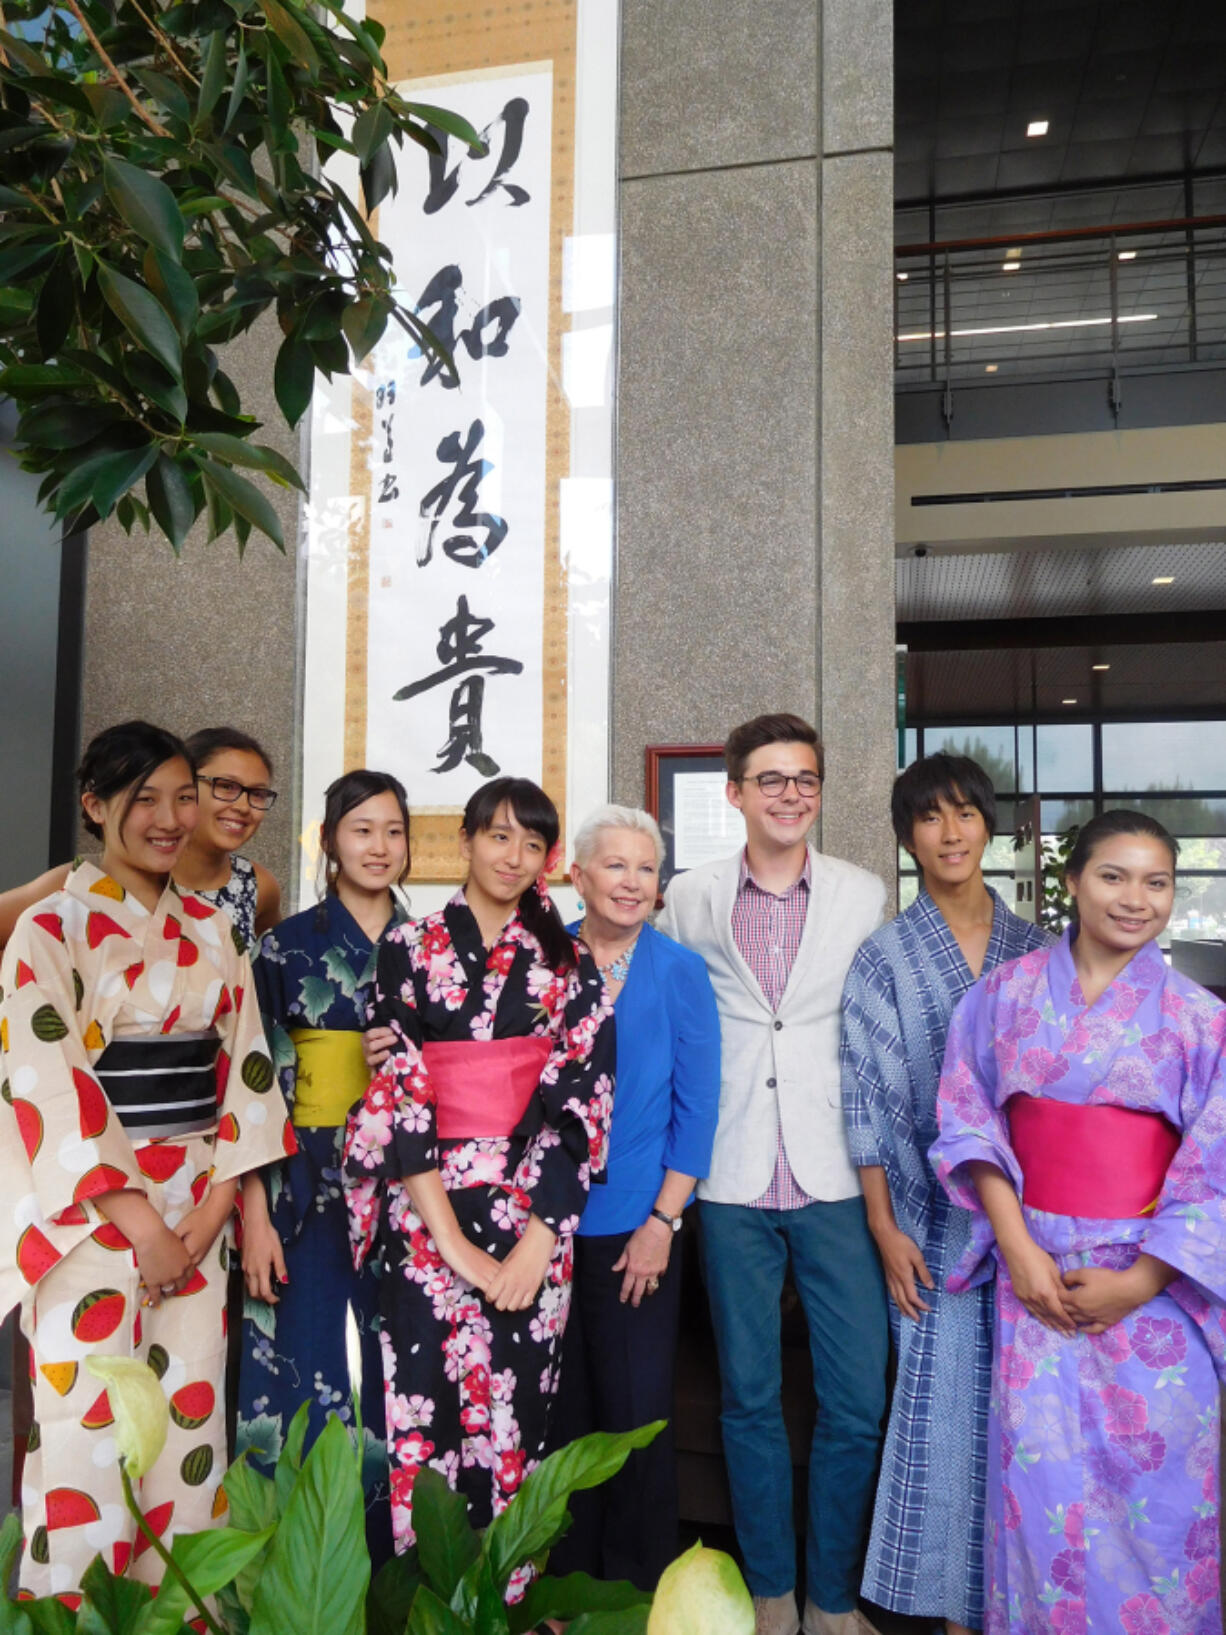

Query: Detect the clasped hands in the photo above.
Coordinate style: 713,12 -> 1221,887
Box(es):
1002,1233 -> 1174,1337
100,1183 -> 236,1309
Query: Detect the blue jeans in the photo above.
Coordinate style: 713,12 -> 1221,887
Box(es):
698,1196 -> 888,1611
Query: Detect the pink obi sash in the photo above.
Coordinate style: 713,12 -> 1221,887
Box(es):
423,1037 -> 552,1140
1007,1095 -> 1180,1219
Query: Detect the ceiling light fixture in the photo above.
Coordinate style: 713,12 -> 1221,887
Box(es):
1026,119 -> 1049,138
1062,697 -> 1077,705
985,363 -> 998,373
1002,261 -> 1020,272
1152,575 -> 1174,585
897,313 -> 1158,343
1118,250 -> 1137,261
896,271 -> 909,281
1092,663 -> 1110,671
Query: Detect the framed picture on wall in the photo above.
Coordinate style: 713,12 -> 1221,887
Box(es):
645,745 -> 748,887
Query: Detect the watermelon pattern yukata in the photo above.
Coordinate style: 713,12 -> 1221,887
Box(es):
0,860 -> 292,1601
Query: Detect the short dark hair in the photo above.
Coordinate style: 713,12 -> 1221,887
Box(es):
78,721 -> 194,841
185,727 -> 274,781
320,769 -> 412,891
724,713 -> 824,783
461,777 -> 576,972
1066,809 -> 1179,881
891,753 -> 997,849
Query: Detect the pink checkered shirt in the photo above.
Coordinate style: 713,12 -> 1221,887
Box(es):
731,850 -> 816,1210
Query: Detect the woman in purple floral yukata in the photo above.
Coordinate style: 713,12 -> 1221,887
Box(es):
932,809 -> 1226,1635
342,777 -> 615,1562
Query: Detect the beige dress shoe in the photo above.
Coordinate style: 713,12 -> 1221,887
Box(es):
754,1591 -> 801,1635
800,1602 -> 884,1635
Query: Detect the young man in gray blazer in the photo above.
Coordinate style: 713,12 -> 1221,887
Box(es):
657,713 -> 889,1635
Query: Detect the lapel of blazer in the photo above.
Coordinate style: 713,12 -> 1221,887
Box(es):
712,850 -> 774,1016
776,845 -> 831,1013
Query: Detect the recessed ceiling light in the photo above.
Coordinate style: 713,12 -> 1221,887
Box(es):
896,271 -> 909,281
985,363 -> 998,373
1118,250 -> 1137,261
1002,261 -> 1020,272
1027,120 -> 1050,138
1152,575 -> 1174,585
1092,663 -> 1110,671
1062,698 -> 1077,705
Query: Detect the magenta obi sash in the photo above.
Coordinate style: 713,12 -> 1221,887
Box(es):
1007,1095 -> 1180,1219
423,1037 -> 552,1140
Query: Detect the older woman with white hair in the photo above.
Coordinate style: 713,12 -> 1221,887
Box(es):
549,803 -> 721,1590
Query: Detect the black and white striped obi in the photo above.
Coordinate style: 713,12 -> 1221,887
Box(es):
93,1032 -> 221,1138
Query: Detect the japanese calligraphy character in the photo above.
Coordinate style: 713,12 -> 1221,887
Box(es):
411,264 -> 521,389
392,596 -> 524,703
424,97 -> 531,214
417,419 -> 508,568
393,596 -> 523,776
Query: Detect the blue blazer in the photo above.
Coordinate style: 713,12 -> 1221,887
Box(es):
568,920 -> 721,1236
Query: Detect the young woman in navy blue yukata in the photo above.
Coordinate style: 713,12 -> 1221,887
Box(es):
343,777 -> 615,1579
236,770 -> 411,1562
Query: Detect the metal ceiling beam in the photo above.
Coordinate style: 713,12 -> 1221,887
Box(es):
897,610 -> 1226,651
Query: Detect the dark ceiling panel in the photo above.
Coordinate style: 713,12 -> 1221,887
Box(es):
896,0 -> 1226,208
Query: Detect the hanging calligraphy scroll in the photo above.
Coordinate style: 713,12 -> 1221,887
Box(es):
296,1 -> 618,903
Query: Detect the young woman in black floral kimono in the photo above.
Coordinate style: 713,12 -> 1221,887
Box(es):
343,778 -> 615,1562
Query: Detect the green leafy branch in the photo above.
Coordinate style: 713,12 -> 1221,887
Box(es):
0,0 -> 480,551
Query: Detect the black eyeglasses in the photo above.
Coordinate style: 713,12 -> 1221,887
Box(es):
740,771 -> 823,797
197,774 -> 278,812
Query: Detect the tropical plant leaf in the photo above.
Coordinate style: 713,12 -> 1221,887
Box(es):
405,1587 -> 470,1635
410,1468 -> 480,1601
103,158 -> 185,259
96,264 -> 183,383
274,334 -> 314,428
199,459 -> 285,550
146,452 -> 199,552
136,1523 -> 274,1635
248,1417 -> 369,1635
366,1551 -> 423,1635
191,431 -> 304,489
76,1556 -> 154,1635
566,1612 -> 650,1635
274,1398 -> 312,1515
508,1573 -> 651,1635
143,246 -> 200,342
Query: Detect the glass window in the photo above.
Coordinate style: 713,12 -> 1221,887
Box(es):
1042,798 -> 1094,835
923,725 -> 1019,794
1115,796 -> 1226,837
1167,873 -> 1226,946
1016,727 -> 1036,796
1036,724 -> 1093,792
1102,721 -> 1226,793
898,872 -> 920,911
899,728 -> 917,771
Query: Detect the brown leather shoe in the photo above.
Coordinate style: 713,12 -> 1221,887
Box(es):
754,1592 -> 801,1635
801,1603 -> 884,1635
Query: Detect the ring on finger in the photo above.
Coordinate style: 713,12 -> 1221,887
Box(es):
646,1275 -> 660,1293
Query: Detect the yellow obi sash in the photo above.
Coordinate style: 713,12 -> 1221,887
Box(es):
288,1028 -> 368,1127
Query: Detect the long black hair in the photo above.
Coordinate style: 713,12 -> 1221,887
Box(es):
185,726 -> 273,779
78,721 -> 194,841
462,777 -> 576,972
320,769 -> 412,894
1065,809 -> 1179,883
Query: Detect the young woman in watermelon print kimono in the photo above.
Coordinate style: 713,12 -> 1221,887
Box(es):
343,777 -> 615,1569
932,809 -> 1226,1635
0,721 -> 292,1601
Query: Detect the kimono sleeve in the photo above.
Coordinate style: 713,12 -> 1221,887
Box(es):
661,951 -> 720,1180
343,923 -> 436,1184
518,957 -> 616,1235
930,975 -> 1022,1290
253,927 -> 297,1118
0,907 -> 144,1290
840,943 -> 897,1171
1140,1007 -> 1226,1308
840,941 -> 933,1246
210,939 -> 294,1185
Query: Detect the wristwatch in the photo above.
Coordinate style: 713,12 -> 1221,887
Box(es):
649,1207 -> 683,1233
